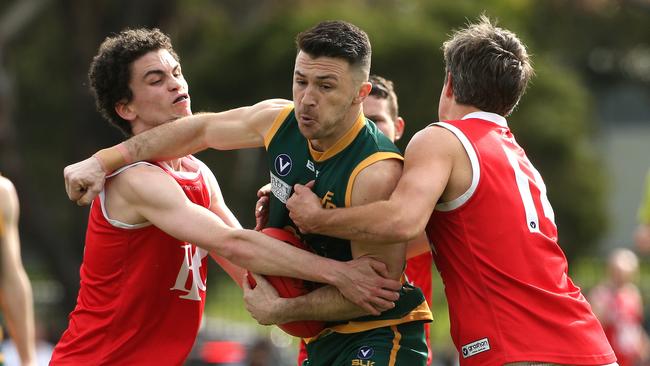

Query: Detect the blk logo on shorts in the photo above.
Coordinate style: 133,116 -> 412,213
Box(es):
357,346 -> 374,360
274,154 -> 292,176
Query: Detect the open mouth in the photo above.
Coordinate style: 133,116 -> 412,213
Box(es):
173,94 -> 189,104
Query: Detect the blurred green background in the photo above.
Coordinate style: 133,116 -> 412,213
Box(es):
1,0 -> 649,364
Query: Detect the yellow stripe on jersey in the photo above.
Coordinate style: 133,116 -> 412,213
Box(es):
345,152 -> 404,207
264,103 -> 294,149
303,300 -> 432,343
308,112 -> 366,162
388,325 -> 402,366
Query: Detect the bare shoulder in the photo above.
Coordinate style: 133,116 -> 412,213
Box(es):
0,176 -> 18,217
229,98 -> 293,140
109,164 -> 178,203
351,158 -> 403,205
248,98 -> 293,122
408,125 -> 461,152
355,158 -> 402,187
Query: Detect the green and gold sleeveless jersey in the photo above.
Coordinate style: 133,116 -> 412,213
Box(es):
264,104 -> 432,336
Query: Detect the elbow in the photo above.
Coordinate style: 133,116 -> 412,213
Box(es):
216,229 -> 254,266
390,216 -> 422,242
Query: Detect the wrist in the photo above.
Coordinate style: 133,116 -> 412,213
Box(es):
320,258 -> 347,288
93,142 -> 132,173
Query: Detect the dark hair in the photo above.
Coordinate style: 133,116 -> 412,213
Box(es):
443,15 -> 534,116
295,20 -> 371,79
368,74 -> 399,120
88,28 -> 179,136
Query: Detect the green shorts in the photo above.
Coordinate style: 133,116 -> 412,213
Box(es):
303,321 -> 428,366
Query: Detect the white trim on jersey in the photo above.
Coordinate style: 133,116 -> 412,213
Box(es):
462,111 -> 508,128
431,122 -> 480,212
101,161 -> 157,229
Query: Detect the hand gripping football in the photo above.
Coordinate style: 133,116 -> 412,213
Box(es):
247,227 -> 326,338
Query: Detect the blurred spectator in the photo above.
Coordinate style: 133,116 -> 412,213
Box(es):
635,170 -> 650,254
589,248 -> 650,366
246,338 -> 280,366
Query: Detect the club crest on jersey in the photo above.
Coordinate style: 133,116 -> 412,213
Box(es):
357,346 -> 374,360
461,337 -> 490,358
274,154 -> 292,177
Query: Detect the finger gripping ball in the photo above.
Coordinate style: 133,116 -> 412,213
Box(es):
247,227 -> 326,338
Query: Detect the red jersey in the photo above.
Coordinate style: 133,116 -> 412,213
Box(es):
425,112 -> 615,366
51,158 -> 211,366
406,252 -> 433,365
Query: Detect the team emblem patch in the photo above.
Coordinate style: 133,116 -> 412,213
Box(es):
274,154 -> 292,176
357,345 -> 374,360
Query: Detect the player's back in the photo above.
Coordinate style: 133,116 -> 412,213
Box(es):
426,112 -> 615,366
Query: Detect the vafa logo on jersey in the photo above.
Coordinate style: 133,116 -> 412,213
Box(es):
274,154 -> 292,176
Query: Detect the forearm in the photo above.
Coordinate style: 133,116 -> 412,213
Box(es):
274,285 -> 367,323
221,229 -> 348,286
313,201 -> 417,243
1,270 -> 36,364
97,114 -> 210,172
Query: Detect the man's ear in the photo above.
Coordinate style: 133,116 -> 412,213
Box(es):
394,117 -> 406,141
115,100 -> 136,121
353,81 -> 372,105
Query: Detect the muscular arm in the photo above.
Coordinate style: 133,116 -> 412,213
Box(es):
64,99 -> 292,205
0,178 -> 36,366
111,166 -> 400,313
288,127 -> 458,243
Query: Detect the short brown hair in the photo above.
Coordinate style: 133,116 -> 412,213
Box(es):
88,28 -> 179,136
368,75 -> 399,120
296,20 -> 371,80
443,15 -> 534,116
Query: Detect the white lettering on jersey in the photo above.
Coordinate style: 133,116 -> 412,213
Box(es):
306,160 -> 320,177
170,244 -> 208,301
503,146 -> 556,233
270,172 -> 292,203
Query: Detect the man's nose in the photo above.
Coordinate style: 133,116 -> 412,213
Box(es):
300,85 -> 317,106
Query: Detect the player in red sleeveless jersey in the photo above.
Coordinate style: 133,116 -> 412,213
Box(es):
51,28 -> 400,365
287,16 -> 617,366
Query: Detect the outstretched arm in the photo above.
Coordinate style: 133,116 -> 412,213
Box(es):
112,166 -> 400,314
0,178 -> 36,366
287,127 -> 456,243
64,99 -> 291,205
